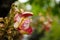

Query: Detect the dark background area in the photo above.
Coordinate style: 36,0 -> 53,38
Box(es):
0,0 -> 16,17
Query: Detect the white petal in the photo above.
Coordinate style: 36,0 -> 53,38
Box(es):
18,0 -> 29,3
14,22 -> 19,28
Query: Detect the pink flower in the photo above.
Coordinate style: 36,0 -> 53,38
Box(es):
14,13 -> 21,22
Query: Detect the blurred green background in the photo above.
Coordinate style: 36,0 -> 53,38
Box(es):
16,0 -> 60,40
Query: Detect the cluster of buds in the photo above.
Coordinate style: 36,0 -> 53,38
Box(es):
10,3 -> 20,14
0,17 -> 5,37
0,18 -> 5,28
